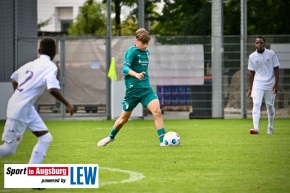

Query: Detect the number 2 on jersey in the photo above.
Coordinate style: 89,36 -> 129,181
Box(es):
17,70 -> 34,92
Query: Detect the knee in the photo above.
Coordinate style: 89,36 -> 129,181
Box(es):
151,108 -> 162,119
253,101 -> 262,108
39,133 -> 53,145
0,143 -> 17,157
266,104 -> 275,115
116,117 -> 128,127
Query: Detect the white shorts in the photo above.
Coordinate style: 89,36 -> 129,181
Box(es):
2,116 -> 48,145
251,89 -> 275,105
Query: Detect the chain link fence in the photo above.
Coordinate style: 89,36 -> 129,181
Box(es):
11,35 -> 288,119
1,0 -> 289,119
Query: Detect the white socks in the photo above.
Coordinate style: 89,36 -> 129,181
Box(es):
0,142 -> 17,158
267,104 -> 275,128
28,133 -> 52,164
252,102 -> 261,129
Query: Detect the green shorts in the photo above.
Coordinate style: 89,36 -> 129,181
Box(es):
122,88 -> 158,112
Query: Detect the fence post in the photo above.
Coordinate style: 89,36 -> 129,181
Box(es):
106,0 -> 112,120
60,37 -> 66,119
211,0 -> 224,118
240,0 -> 247,118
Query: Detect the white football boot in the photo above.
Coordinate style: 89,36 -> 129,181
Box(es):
97,136 -> 114,146
160,142 -> 166,146
267,127 -> 273,134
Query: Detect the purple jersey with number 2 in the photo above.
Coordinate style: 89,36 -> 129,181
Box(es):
7,55 -> 60,123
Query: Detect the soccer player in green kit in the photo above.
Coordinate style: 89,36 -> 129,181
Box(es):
97,28 -> 167,146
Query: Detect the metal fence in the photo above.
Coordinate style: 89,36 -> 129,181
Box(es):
1,0 -> 289,120
14,35 -> 286,119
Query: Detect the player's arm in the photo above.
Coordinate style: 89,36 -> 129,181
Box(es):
273,66 -> 279,94
11,79 -> 18,91
123,49 -> 145,80
247,70 -> 255,97
123,64 -> 146,80
48,88 -> 74,115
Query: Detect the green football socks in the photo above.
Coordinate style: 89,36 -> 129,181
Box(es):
157,128 -> 166,143
109,127 -> 119,139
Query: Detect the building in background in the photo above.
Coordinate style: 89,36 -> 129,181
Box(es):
37,0 -> 87,34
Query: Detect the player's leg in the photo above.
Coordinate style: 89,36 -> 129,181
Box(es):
0,118 -> 26,158
97,110 -> 132,147
264,90 -> 276,134
147,99 -> 164,129
98,91 -> 139,146
111,110 -> 132,137
27,115 -> 52,164
250,89 -> 264,134
144,89 -> 166,145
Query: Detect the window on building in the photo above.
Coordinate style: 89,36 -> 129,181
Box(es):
57,7 -> 73,33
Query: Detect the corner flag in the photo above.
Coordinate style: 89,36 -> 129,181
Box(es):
108,57 -> 117,81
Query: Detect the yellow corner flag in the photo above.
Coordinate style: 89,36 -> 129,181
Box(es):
108,57 -> 117,81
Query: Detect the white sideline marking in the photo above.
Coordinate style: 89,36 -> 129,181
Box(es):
100,167 -> 145,186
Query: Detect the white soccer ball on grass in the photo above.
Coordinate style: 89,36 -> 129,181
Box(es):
163,131 -> 180,146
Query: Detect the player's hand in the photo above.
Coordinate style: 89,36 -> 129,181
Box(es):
247,90 -> 252,97
135,72 -> 146,80
66,104 -> 74,116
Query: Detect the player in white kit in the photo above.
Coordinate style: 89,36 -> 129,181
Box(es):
0,37 -> 74,164
247,36 -> 280,134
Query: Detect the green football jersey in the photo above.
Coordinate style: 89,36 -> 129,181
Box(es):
122,46 -> 151,89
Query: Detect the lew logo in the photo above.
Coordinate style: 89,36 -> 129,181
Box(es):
70,166 -> 98,185
4,164 -> 99,188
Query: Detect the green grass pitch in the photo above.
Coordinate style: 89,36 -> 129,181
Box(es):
0,118 -> 289,193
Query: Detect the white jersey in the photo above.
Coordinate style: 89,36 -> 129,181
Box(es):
248,48 -> 280,90
7,55 -> 60,123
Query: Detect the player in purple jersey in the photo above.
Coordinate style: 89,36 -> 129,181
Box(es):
0,37 -> 74,164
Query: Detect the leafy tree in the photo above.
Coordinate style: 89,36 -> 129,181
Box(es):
224,0 -> 290,35
67,0 -> 290,36
67,0 -> 106,36
103,0 -> 136,36
151,0 -> 290,36
223,0 -> 240,35
150,0 -> 211,35
127,0 -> 162,30
102,0 -> 161,35
247,0 -> 290,35
120,18 -> 138,36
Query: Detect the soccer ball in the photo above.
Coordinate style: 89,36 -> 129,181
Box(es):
163,131 -> 180,146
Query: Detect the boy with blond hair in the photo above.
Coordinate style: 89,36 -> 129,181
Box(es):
98,28 -> 167,146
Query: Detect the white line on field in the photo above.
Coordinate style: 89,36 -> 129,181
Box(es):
100,167 -> 145,186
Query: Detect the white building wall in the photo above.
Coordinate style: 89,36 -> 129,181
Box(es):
37,0 -> 86,32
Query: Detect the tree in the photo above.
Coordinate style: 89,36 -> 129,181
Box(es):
150,0 -> 290,36
223,0 -> 240,35
67,0 -> 106,36
247,0 -> 290,35
120,18 -> 138,36
103,0 -> 136,36
224,0 -> 290,35
150,0 -> 211,36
